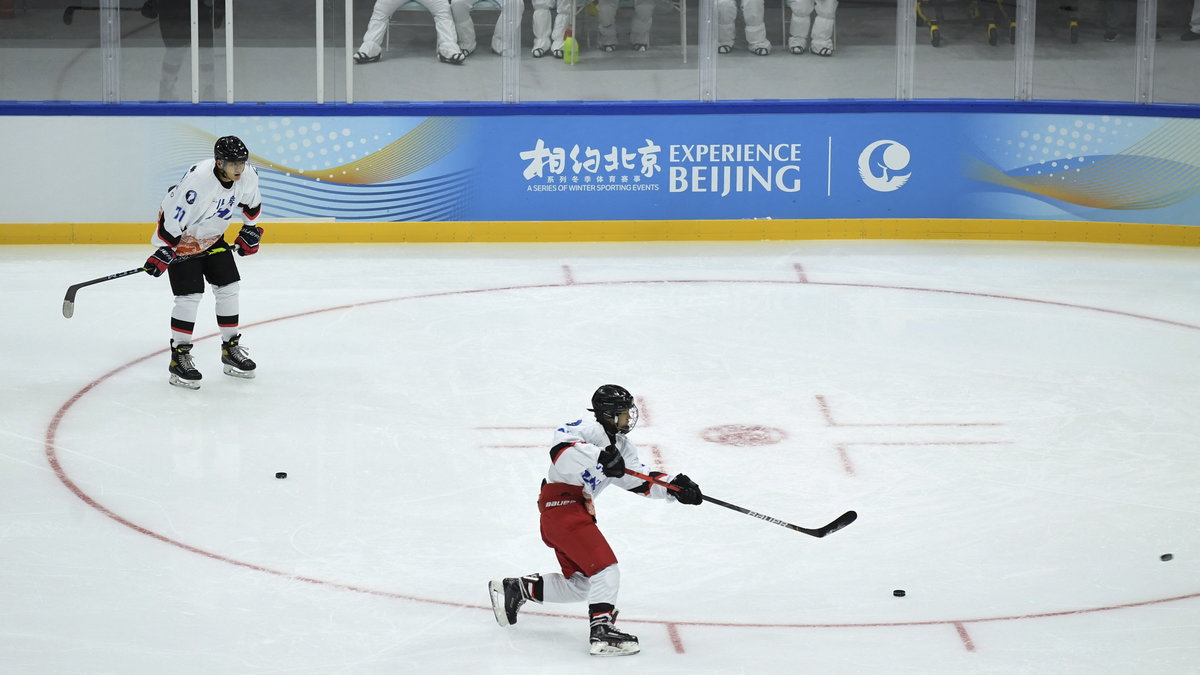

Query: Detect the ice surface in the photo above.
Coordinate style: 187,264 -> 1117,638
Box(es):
2,240 -> 1198,673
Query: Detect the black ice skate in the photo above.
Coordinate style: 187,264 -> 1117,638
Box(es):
589,607 -> 639,656
488,575 -> 541,627
221,334 -> 256,379
169,340 -> 202,389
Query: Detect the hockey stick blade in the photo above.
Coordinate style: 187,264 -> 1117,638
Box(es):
801,509 -> 857,537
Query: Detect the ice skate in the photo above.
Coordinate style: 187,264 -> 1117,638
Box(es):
488,576 -> 539,627
221,333 -> 256,379
589,614 -> 639,656
168,340 -> 202,389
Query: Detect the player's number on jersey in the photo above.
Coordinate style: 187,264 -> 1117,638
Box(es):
173,206 -> 186,222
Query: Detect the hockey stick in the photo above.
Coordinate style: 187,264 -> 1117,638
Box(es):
625,468 -> 857,538
62,267 -> 148,318
62,245 -> 231,318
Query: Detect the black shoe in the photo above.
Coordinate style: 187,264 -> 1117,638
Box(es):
632,43 -> 647,52
1103,30 -> 1118,41
1183,30 -> 1200,41
221,334 -> 256,379
601,44 -> 616,52
532,47 -> 547,58
353,51 -> 380,64
439,51 -> 466,65
169,340 -> 202,389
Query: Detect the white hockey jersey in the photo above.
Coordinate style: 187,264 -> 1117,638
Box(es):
153,158 -> 262,258
547,417 -> 679,501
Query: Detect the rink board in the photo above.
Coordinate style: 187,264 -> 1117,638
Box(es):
1,100 -> 1199,244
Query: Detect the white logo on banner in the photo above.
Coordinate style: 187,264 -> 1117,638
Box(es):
858,140 -> 911,192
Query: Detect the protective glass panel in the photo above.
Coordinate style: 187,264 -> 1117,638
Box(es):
126,1 -> 227,102
720,0 -> 895,99
518,0 -> 700,101
351,0 -> 507,101
1153,0 -> 1200,104
227,2 -> 318,102
912,0 -> 1018,99
0,1 -> 111,100
1033,1 -> 1137,101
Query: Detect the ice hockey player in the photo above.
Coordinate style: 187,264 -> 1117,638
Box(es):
488,384 -> 703,656
144,135 -> 263,389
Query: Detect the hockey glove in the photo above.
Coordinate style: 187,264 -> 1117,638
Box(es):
670,474 -> 703,505
597,444 -> 626,478
235,224 -> 263,256
145,246 -> 175,277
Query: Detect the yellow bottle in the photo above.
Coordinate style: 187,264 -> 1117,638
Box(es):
563,28 -> 579,65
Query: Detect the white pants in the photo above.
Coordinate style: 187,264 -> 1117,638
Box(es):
787,0 -> 837,51
1191,0 -> 1200,33
531,0 -> 575,52
716,0 -> 769,50
449,0 -> 520,54
597,0 -> 654,47
541,566 -> 620,606
358,0 -> 461,59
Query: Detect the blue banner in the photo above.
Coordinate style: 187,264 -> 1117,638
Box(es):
205,111 -> 1199,225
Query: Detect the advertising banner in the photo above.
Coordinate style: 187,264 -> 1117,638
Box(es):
2,110 -> 1199,227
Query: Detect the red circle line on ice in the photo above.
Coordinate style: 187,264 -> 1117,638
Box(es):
43,275 -> 1200,648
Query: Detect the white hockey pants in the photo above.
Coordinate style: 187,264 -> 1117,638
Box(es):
787,0 -> 837,51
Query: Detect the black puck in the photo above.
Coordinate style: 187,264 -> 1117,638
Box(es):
275,472 -> 287,479
1160,553 -> 1173,561
893,589 -> 906,597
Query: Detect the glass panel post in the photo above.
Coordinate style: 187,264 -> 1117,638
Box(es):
1134,0 -> 1157,103
699,0 -> 715,101
190,0 -> 200,103
346,0 -> 355,103
316,0 -> 326,103
226,0 -> 234,102
1014,0 -> 1035,101
896,0 -> 915,100
100,0 -> 121,102
501,0 -> 520,103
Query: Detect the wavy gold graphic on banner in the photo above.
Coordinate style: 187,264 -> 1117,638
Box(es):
175,118 -> 466,185
972,119 -> 1200,210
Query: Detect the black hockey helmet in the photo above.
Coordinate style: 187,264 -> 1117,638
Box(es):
214,135 -> 249,163
588,384 -> 639,433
